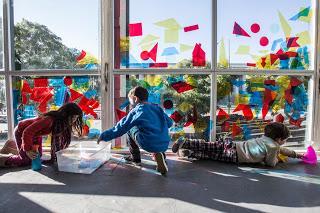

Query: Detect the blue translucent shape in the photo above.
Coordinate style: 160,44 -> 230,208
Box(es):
280,59 -> 289,69
84,89 -> 97,99
231,80 -> 246,87
88,128 -> 101,139
49,78 -> 64,86
32,154 -> 42,171
271,38 -> 283,51
148,92 -> 161,105
54,86 -> 67,106
264,85 -> 279,91
161,47 -> 179,56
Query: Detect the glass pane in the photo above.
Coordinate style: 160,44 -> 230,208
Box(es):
115,0 -> 212,69
216,74 -> 311,150
12,76 -> 101,141
0,0 -> 3,70
113,74 -> 211,148
0,77 -> 8,143
217,0 -> 315,70
13,0 -> 100,70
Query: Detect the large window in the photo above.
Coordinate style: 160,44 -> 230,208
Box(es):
115,0 -> 212,69
217,0 -> 315,70
13,0 -> 100,70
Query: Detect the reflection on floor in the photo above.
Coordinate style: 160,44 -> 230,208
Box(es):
0,153 -> 320,213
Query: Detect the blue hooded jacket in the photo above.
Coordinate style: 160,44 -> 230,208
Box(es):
100,103 -> 173,152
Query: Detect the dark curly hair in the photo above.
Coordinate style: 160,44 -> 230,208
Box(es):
44,103 -> 83,161
264,122 -> 290,141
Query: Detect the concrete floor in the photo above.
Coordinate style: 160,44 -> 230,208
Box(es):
0,153 -> 320,213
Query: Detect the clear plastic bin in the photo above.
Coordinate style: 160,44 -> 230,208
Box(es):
56,141 -> 111,174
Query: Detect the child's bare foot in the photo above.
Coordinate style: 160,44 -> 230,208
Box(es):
0,140 -> 18,155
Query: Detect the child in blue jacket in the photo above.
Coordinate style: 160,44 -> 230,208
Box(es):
98,86 -> 173,175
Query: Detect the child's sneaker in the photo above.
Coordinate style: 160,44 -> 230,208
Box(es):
171,137 -> 185,153
124,155 -> 142,166
178,149 -> 193,158
154,153 -> 168,175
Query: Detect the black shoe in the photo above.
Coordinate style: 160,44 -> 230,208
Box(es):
124,155 -> 141,166
154,153 -> 168,175
172,137 -> 185,153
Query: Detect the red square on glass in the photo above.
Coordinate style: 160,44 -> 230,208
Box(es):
129,23 -> 142,37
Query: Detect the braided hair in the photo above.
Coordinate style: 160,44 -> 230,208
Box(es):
44,103 -> 83,161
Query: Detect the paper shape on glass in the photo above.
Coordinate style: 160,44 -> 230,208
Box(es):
290,77 -> 302,87
163,99 -> 173,109
289,117 -> 303,127
21,80 -> 32,93
184,107 -> 197,127
79,97 -> 99,118
274,113 -> 285,123
192,43 -> 206,67
69,88 -> 83,102
171,81 -> 195,93
221,121 -> 230,132
129,23 -> 142,37
270,54 -> 279,65
232,123 -> 242,138
235,45 -> 250,55
233,104 -> 253,120
170,111 -> 183,123
231,80 -> 246,87
250,23 -> 260,33
177,102 -> 192,113
246,63 -> 256,67
34,78 -> 48,87
278,11 -> 292,38
116,109 -> 127,121
164,29 -> 179,43
76,50 -> 86,61
302,145 -> 318,165
63,77 -> 73,86
180,44 -> 193,52
138,34 -> 160,46
296,31 -> 311,46
217,108 -> 229,121
154,18 -> 181,29
140,43 -> 158,62
218,39 -> 228,68
286,37 -> 300,48
184,24 -> 199,32
233,22 -> 250,37
271,38 -> 284,51
289,7 -> 310,21
259,36 -> 269,46
161,47 -> 179,56
149,63 -> 168,68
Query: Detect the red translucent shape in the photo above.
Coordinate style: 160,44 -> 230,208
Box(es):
233,22 -> 251,37
76,50 -> 86,61
270,54 -> 279,65
186,107 -> 198,124
64,76 -> 73,86
116,109 -> 127,121
232,123 -> 242,138
149,62 -> 168,68
149,43 -> 158,62
184,121 -> 193,127
129,23 -> 142,37
221,121 -> 230,132
83,125 -> 89,136
286,51 -> 298,58
69,88 -> 83,102
217,108 -> 230,121
290,77 -> 302,87
246,63 -> 256,67
170,111 -> 183,123
284,89 -> 293,104
192,43 -> 206,67
233,104 -> 253,120
21,80 -> 32,93
163,99 -> 173,109
264,79 -> 276,86
184,24 -> 199,32
278,53 -> 289,60
34,78 -> 48,87
30,87 -> 53,102
250,23 -> 260,33
286,37 -> 300,48
140,51 -> 150,60
22,93 -> 28,104
275,114 -> 284,123
260,36 -> 269,46
171,81 -> 194,93
289,117 -> 303,127
276,49 -> 284,55
78,97 -> 98,118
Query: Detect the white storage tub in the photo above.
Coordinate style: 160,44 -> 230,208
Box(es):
56,141 -> 111,174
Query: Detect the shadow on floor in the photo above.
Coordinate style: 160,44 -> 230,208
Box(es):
0,154 -> 320,212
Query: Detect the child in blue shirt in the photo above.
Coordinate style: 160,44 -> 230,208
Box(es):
98,86 -> 173,175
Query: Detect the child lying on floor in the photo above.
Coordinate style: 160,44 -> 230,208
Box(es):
172,122 -> 303,167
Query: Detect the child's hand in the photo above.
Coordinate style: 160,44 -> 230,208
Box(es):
26,150 -> 38,160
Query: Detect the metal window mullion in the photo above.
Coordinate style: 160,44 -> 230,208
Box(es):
209,0 -> 218,142
312,0 -> 320,149
3,0 -> 14,139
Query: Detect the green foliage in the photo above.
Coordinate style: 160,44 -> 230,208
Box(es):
14,19 -> 79,70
